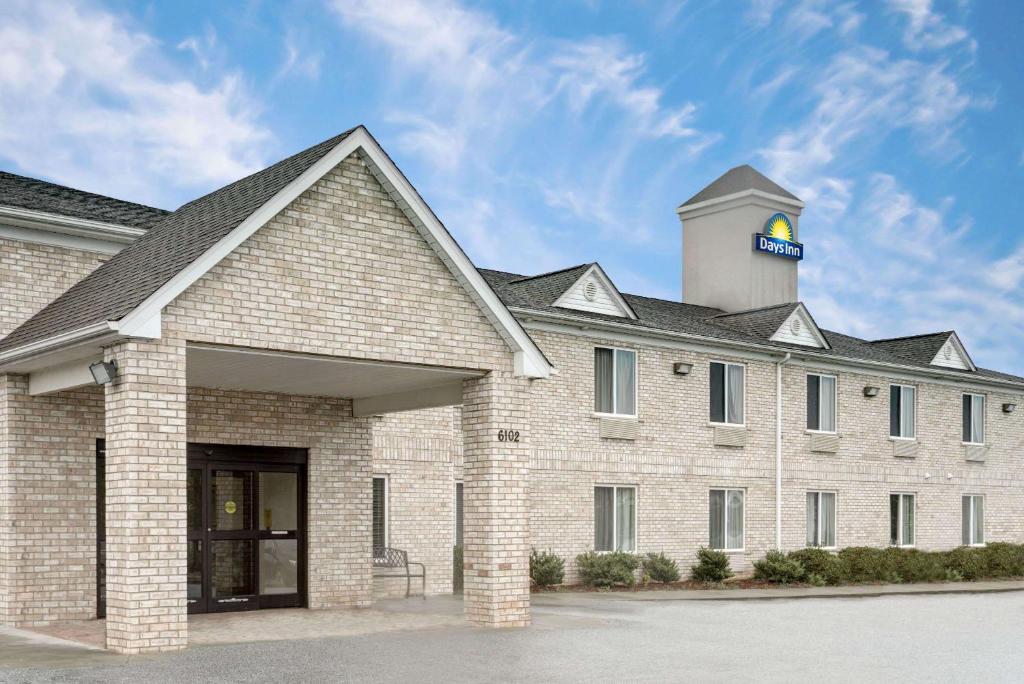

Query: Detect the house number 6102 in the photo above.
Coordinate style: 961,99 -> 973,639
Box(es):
497,429 -> 520,443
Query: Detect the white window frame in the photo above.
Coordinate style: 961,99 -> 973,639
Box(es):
709,487 -> 745,552
962,393 -> 986,446
806,490 -> 837,549
962,494 -> 985,547
372,475 -> 389,548
709,361 -> 746,427
806,373 -> 838,434
890,492 -> 916,548
593,347 -> 639,418
594,484 -> 638,553
889,384 -> 917,440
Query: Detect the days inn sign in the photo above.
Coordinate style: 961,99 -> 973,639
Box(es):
753,212 -> 803,261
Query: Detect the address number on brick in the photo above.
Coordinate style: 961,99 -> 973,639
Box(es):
497,429 -> 521,443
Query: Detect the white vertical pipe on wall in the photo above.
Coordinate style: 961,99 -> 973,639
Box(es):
776,353 -> 792,550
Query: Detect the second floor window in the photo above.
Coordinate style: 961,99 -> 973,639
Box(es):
962,394 -> 985,444
594,348 -> 636,416
889,385 -> 916,439
710,361 -> 744,425
807,374 -> 837,432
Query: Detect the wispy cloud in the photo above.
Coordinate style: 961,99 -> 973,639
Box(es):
276,29 -> 322,82
0,0 -> 271,207
886,0 -> 975,52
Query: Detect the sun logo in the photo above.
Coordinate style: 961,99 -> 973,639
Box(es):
765,213 -> 793,242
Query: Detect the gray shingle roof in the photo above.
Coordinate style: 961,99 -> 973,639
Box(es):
0,171 -> 169,229
681,164 -> 801,207
480,269 -> 1024,385
0,128 -> 356,354
870,332 -> 954,366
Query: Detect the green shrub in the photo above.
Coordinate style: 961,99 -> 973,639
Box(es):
885,547 -> 947,583
691,547 -> 733,583
576,551 -> 640,587
943,546 -> 986,580
838,546 -> 897,583
453,545 -> 463,594
980,542 -> 1024,578
805,572 -> 827,587
530,549 -> 565,588
642,552 -> 681,583
754,550 -> 806,584
787,548 -> 845,586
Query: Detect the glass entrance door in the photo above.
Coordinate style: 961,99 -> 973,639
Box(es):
187,445 -> 306,614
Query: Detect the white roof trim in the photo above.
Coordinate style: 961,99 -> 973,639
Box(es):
769,303 -> 830,350
46,126 -> 550,378
930,332 -> 976,372
677,188 -> 805,217
0,204 -> 148,244
551,264 -> 638,320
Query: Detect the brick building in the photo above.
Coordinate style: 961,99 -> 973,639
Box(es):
1,127 -> 1021,653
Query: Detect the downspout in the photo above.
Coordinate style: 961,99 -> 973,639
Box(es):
776,353 -> 792,550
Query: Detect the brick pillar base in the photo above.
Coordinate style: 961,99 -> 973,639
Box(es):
104,338 -> 188,654
461,371 -> 530,627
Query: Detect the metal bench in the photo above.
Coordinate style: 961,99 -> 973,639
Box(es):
372,546 -> 426,599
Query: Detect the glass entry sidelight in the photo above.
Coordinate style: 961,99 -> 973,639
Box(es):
187,445 -> 307,614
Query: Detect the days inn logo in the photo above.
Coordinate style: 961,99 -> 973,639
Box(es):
753,212 -> 803,261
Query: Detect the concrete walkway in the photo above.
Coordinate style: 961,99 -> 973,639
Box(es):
534,578 -> 1024,603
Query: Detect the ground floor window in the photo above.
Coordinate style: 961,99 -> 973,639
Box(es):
455,481 -> 464,547
373,476 -> 388,550
806,491 -> 836,548
709,489 -> 744,550
962,495 -> 985,546
889,493 -> 915,547
594,485 -> 636,552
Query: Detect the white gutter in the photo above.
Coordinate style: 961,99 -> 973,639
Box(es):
776,352 -> 791,550
0,205 -> 148,244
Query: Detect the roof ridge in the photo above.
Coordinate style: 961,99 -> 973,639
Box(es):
871,331 -> 954,344
509,262 -> 594,284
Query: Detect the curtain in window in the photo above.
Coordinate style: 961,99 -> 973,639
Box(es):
820,376 -> 836,432
973,497 -> 984,545
727,365 -> 744,424
594,487 -> 614,551
594,349 -> 614,413
709,490 -> 725,549
727,490 -> 744,549
962,496 -> 971,545
710,363 -> 725,423
890,494 -> 900,545
901,387 -> 916,438
890,386 -> 901,437
821,492 -> 836,547
902,494 -> 914,546
616,487 -> 636,552
971,395 -> 984,443
806,492 -> 819,546
615,350 -> 636,416
962,395 -> 972,443
807,375 -> 820,431
372,478 -> 386,550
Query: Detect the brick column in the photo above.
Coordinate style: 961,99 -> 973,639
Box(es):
461,371 -> 530,627
104,338 -> 188,654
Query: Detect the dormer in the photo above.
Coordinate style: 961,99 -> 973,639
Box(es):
711,302 -> 829,350
870,331 -> 976,372
552,263 -> 637,319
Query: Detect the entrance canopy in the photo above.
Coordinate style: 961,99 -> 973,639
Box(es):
187,343 -> 484,416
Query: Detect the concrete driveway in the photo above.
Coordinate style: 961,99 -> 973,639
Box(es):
3,591 -> 1024,682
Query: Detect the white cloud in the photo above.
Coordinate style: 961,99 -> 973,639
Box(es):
886,0 -> 974,52
276,30 -> 322,82
987,245 -> 1024,291
0,1 -> 271,207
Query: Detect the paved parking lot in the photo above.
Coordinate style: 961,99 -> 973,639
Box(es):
3,591 -> 1023,682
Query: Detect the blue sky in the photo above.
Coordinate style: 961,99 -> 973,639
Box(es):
1,1 -> 1022,373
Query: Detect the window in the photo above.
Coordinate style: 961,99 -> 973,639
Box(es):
962,495 -> 984,546
594,348 -> 637,416
594,485 -> 636,552
806,492 -> 836,548
710,362 -> 745,425
889,493 -> 915,547
889,385 -> 916,439
806,374 -> 837,432
454,481 -> 464,547
962,394 -> 985,444
709,489 -> 744,550
372,476 -> 388,550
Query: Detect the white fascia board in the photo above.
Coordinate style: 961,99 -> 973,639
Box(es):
551,263 -> 638,320
0,205 -> 147,244
930,332 -> 977,372
512,308 -> 1024,392
0,321 -> 118,368
0,224 -> 128,255
28,357 -> 101,395
352,382 -> 464,417
676,188 -> 805,219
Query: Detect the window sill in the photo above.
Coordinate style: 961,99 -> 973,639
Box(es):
805,429 -> 838,436
708,422 -> 745,429
593,412 -> 638,421
711,548 -> 745,554
888,436 -> 917,442
961,442 -> 985,447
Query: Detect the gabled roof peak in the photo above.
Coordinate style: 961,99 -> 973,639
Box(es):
681,164 -> 801,208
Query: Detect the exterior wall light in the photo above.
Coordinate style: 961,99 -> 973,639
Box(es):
1003,403 -> 1017,414
89,360 -> 118,385
673,362 -> 693,376
863,386 -> 880,397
